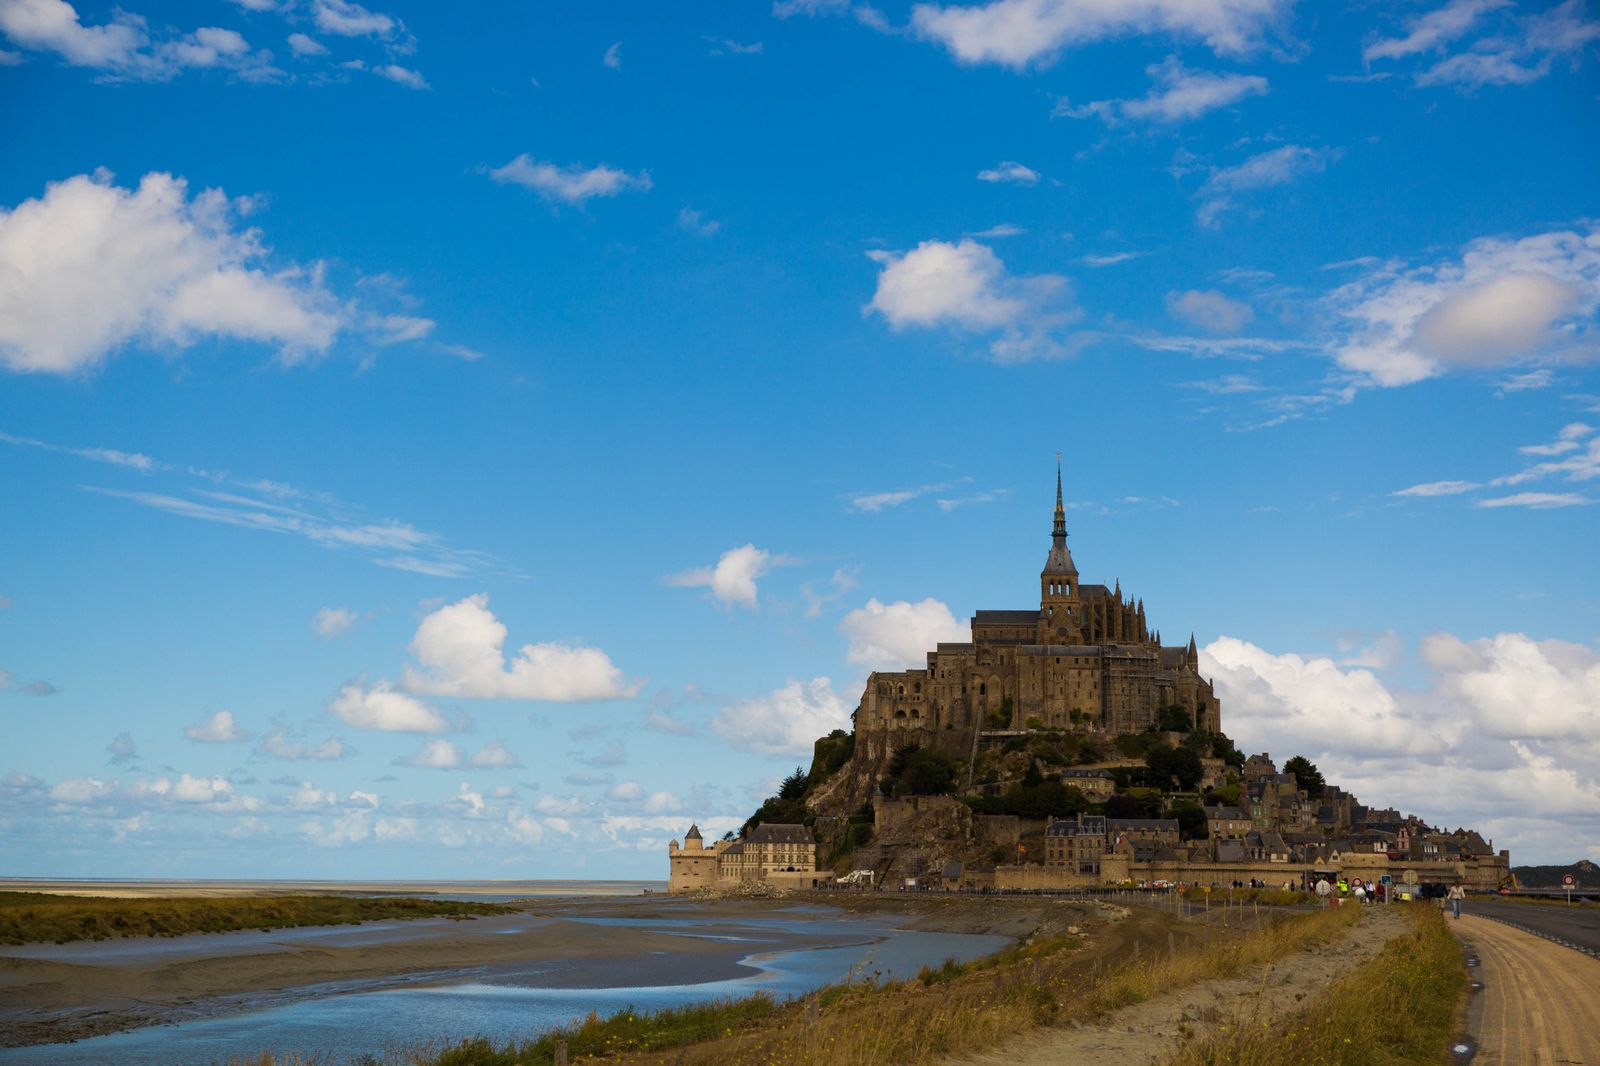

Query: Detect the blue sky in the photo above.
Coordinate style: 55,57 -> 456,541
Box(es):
1,0 -> 1598,878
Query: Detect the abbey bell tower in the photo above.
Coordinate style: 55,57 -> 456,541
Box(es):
1040,457 -> 1080,632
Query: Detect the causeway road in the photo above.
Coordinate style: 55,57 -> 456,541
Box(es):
1454,911 -> 1600,1066
1468,898 -> 1600,956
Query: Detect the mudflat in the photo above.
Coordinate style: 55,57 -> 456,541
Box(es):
0,893 -> 1073,1049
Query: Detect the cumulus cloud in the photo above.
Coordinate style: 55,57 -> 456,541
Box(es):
664,544 -> 783,609
0,171 -> 350,374
1519,421 -> 1594,456
106,732 -> 138,764
329,678 -> 449,732
1390,479 -> 1482,498
487,154 -> 652,205
1202,632 -> 1600,862
400,738 -> 462,769
184,710 -> 250,743
1165,289 -> 1254,333
712,678 -> 853,755
909,0 -> 1290,69
286,32 -> 326,56
0,0 -> 281,80
311,606 -> 358,637
312,0 -> 396,38
1329,224 -> 1600,387
1196,145 -> 1339,228
1059,57 -> 1267,124
470,739 -> 521,768
402,594 -> 643,701
840,598 -> 968,671
1201,636 -> 1442,756
864,238 -> 1079,361
1363,0 -> 1508,62
976,160 -> 1040,185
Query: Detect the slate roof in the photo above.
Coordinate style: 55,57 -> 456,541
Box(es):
745,823 -> 813,845
973,610 -> 1040,624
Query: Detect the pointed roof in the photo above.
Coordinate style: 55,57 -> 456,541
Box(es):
1043,455 -> 1078,576
684,823 -> 702,840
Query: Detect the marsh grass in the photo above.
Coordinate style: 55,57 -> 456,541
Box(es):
0,891 -> 512,944
1164,904 -> 1466,1066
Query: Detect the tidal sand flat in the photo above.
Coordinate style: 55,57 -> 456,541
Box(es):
0,894 -> 1017,1065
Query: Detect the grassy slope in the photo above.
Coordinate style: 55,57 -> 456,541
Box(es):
1165,903 -> 1466,1066
0,892 -> 512,944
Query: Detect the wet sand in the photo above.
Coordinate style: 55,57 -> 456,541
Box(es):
0,893 -> 1092,1050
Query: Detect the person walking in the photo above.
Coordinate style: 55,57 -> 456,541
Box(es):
1447,882 -> 1466,919
1316,877 -> 1334,907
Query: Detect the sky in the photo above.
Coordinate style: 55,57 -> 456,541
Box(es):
1,0 -> 1598,879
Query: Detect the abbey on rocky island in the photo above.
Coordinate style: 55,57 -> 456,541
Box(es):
857,463 -> 1221,748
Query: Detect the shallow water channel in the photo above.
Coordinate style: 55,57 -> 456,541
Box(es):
2,909 -> 1008,1065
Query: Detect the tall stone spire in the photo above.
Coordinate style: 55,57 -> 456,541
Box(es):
1053,453 -> 1067,541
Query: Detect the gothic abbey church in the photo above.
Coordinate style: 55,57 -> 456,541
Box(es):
856,466 -> 1222,747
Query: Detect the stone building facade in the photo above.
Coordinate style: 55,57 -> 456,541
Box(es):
667,822 -> 821,892
856,467 -> 1222,755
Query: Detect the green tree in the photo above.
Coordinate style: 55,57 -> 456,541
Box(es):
1168,800 -> 1209,841
1283,755 -> 1326,799
1022,760 -> 1045,788
1144,743 -> 1204,792
778,767 -> 808,801
1158,706 -> 1193,732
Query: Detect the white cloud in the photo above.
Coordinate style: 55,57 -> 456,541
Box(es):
840,597 -> 968,671
1202,637 -> 1443,757
1059,57 -> 1267,124
258,726 -> 346,760
677,207 -> 720,237
173,772 -> 235,803
1474,491 -> 1593,509
313,0 -> 395,38
976,161 -> 1039,185
1390,479 -> 1482,498
375,63 -> 426,89
329,678 -> 449,732
712,678 -> 852,755
909,0 -> 1290,69
1518,421 -> 1595,457
184,710 -> 250,743
402,594 -> 643,701
311,606 -> 358,637
609,781 -> 645,802
0,171 -> 344,374
401,738 -> 462,769
971,223 -> 1025,239
1366,0 -> 1600,89
773,0 -> 851,15
864,238 -> 1077,361
1165,289 -> 1254,333
1196,145 -> 1339,228
644,710 -> 696,735
0,429 -> 161,471
286,32 -> 326,56
470,739 -> 521,768
664,544 -> 781,609
1200,631 -> 1600,862
1421,632 -> 1600,741
602,40 -> 621,68
106,732 -> 138,764
0,0 -> 157,70
1363,0 -> 1509,62
1329,224 -> 1600,388
487,155 -> 652,205
1080,251 -> 1145,267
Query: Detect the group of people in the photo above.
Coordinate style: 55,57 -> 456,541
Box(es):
1309,875 -> 1468,917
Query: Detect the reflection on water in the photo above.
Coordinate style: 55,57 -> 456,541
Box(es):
0,915 -> 1006,1066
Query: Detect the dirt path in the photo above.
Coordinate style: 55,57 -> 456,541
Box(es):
951,905 -> 1409,1066
1455,913 -> 1600,1065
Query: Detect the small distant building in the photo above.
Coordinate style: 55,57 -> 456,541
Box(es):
667,821 -> 820,892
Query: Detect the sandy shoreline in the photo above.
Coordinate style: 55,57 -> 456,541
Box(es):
0,893 -> 1090,1050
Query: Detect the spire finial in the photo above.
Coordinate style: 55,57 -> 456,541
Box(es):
1052,453 -> 1066,539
